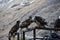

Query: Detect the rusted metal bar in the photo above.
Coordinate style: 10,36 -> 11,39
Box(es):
33,29 -> 36,40
23,32 -> 25,40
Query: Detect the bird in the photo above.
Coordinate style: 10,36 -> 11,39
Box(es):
8,20 -> 20,37
20,16 -> 34,29
34,16 -> 47,28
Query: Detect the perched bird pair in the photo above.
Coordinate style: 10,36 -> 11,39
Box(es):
8,16 -> 33,37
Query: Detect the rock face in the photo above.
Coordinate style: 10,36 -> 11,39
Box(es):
0,0 -> 60,40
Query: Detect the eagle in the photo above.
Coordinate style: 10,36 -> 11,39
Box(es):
8,20 -> 20,37
20,16 -> 34,29
34,16 -> 47,28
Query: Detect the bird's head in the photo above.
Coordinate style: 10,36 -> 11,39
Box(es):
29,16 -> 32,19
16,20 -> 20,24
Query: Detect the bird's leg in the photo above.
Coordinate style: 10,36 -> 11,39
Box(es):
12,34 -> 15,40
8,32 -> 12,40
8,33 -> 11,40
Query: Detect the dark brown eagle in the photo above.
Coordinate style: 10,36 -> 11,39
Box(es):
9,20 -> 20,36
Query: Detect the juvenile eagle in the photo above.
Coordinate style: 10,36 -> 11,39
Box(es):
34,16 -> 47,28
20,16 -> 34,29
9,20 -> 20,36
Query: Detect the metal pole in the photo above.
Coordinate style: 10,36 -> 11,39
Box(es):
15,33 -> 20,40
33,29 -> 36,40
23,32 -> 25,40
17,33 -> 20,40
